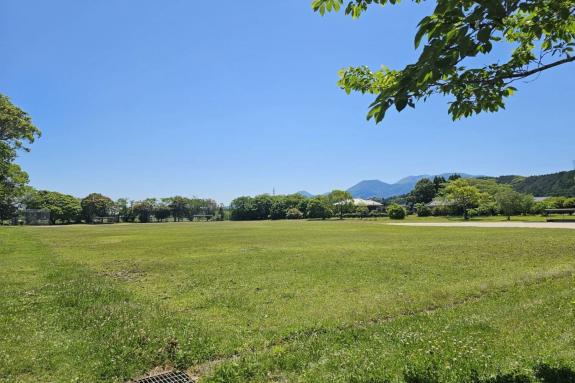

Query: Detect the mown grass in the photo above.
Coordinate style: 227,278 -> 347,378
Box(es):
0,221 -> 574,382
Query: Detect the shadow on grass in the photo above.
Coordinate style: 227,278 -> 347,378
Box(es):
534,364 -> 575,383
401,363 -> 575,383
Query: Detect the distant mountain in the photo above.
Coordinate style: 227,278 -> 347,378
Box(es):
347,173 -> 479,199
296,191 -> 314,198
488,170 -> 575,197
296,170 -> 574,201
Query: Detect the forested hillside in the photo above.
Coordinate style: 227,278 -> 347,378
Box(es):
489,170 -> 575,197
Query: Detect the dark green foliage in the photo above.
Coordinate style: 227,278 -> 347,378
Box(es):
25,190 -> 81,224
80,193 -> 114,223
0,164 -> 29,221
132,199 -> 155,223
415,203 -> 431,217
491,171 -> 575,197
270,200 -> 288,220
230,196 -> 259,220
411,178 -> 436,204
387,203 -> 406,219
433,176 -> 446,192
0,94 -> 41,157
0,94 -> 40,221
448,174 -> 462,181
313,0 -> 575,121
154,204 -> 172,222
231,194 -> 308,221
306,197 -> 333,219
167,196 -> 189,222
217,206 -> 225,221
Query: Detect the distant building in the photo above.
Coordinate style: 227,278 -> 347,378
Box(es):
337,198 -> 383,211
427,197 -> 453,208
533,196 -> 551,202
25,209 -> 51,225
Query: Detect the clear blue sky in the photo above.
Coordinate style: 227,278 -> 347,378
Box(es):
2,1 -> 574,203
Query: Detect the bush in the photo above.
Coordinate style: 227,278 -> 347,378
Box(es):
306,198 -> 332,219
286,208 -> 303,219
387,204 -> 406,220
414,203 -> 431,217
270,200 -> 287,220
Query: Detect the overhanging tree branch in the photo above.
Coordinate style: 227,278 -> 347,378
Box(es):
506,56 -> 575,79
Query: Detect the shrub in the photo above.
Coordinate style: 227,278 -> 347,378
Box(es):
387,204 -> 406,220
414,203 -> 431,217
270,200 -> 287,220
306,197 -> 332,219
286,208 -> 303,219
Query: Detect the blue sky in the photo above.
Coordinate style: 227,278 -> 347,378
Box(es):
2,1 -> 574,203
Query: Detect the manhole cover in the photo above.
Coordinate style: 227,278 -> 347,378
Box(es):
133,371 -> 192,383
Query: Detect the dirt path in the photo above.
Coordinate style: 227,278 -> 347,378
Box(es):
389,221 -> 575,229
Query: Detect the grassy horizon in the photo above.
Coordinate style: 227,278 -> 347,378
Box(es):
1,221 -> 574,382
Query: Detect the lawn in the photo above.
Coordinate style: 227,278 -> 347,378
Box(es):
1,221 -> 574,382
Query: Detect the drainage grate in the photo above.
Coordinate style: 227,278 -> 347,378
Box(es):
134,371 -> 192,383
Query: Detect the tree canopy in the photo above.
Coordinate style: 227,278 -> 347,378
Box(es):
312,0 -> 575,121
0,94 -> 40,221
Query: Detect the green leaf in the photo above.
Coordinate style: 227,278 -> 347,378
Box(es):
395,97 -> 408,112
477,28 -> 491,43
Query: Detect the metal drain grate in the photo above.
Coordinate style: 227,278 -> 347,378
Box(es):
134,371 -> 192,383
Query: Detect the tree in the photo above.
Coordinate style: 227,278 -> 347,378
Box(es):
26,190 -> 81,224
167,196 -> 189,222
217,206 -> 225,221
327,189 -> 353,219
230,196 -> 257,221
81,193 -> 114,223
0,95 -> 41,221
495,189 -> 524,220
115,198 -> 134,222
520,194 -> 535,215
253,195 -> 274,220
433,176 -> 446,192
448,174 -> 462,181
0,94 -> 41,159
306,197 -> 333,219
313,0 -> 575,122
0,164 -> 29,222
444,179 -> 484,219
270,198 -> 288,220
387,203 -> 406,219
412,178 -> 436,204
154,202 -> 172,222
132,199 -> 156,223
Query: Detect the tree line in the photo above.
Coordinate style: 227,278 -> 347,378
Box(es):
11,190 -> 222,224
398,175 -> 575,220
230,190 -> 368,221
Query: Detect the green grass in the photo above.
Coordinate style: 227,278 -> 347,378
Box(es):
1,221 -> 574,382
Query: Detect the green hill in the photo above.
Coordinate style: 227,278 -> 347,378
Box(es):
490,170 -> 575,197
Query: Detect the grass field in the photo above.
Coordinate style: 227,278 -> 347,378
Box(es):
1,221 -> 574,383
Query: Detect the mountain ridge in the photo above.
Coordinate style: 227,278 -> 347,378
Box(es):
347,173 -> 478,199
295,170 -> 574,199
